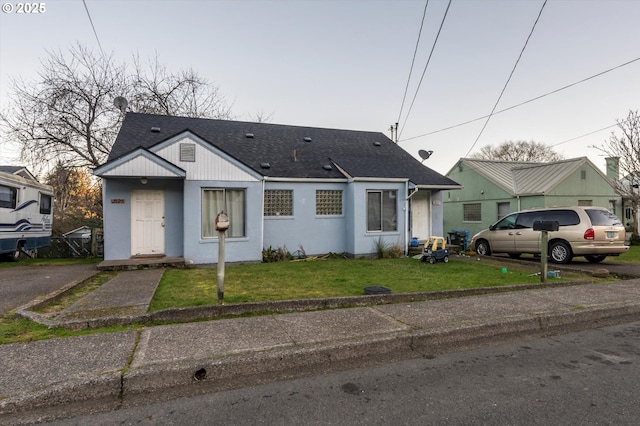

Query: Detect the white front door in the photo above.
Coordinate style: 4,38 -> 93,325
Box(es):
131,190 -> 165,256
411,192 -> 431,240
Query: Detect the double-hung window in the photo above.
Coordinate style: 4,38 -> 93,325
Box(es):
202,188 -> 245,238
367,190 -> 397,232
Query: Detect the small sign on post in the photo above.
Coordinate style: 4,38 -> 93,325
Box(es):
533,220 -> 559,283
215,211 -> 230,304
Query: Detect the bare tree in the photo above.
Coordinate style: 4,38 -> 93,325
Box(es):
471,140 -> 564,162
0,43 -> 233,171
592,110 -> 640,233
129,54 -> 233,119
0,44 -> 126,173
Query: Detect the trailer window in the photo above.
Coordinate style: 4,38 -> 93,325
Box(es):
40,193 -> 52,214
0,185 -> 17,209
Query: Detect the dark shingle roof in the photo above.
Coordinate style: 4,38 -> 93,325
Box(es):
108,113 -> 459,187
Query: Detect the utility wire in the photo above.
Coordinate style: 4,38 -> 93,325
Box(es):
463,0 -> 547,157
550,124 -> 617,147
83,0 -> 104,56
398,0 -> 452,140
396,0 -> 430,126
399,56 -> 640,143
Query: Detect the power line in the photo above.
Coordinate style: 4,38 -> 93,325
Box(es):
398,0 -> 452,141
550,124 -> 617,147
396,0 -> 430,127
463,0 -> 547,157
399,56 -> 640,143
83,0 -> 104,56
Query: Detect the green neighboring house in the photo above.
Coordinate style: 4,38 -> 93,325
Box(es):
443,157 -> 622,237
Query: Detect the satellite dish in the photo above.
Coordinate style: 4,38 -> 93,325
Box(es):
113,96 -> 128,113
418,149 -> 433,162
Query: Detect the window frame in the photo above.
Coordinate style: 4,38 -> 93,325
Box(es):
316,189 -> 343,216
463,203 -> 482,222
366,189 -> 398,232
201,188 -> 246,239
0,184 -> 17,209
264,189 -> 294,217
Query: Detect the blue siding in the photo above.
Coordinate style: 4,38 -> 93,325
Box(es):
263,182 -> 348,256
182,180 -> 263,264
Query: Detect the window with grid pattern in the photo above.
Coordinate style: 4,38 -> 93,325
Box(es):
463,203 -> 482,222
316,190 -> 342,215
578,200 -> 593,206
264,190 -> 293,216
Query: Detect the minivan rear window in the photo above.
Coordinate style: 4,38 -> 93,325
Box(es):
516,210 -> 580,228
586,209 -> 622,226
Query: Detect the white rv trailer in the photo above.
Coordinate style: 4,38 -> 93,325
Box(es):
0,170 -> 53,260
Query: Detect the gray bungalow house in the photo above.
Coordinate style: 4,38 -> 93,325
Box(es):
94,113 -> 461,264
443,157 -> 622,237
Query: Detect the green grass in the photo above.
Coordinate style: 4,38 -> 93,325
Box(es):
149,257 -> 580,311
0,254 -> 598,344
618,245 -> 640,263
0,257 -> 101,268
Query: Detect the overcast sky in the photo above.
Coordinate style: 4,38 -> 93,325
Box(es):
1,0 -> 639,175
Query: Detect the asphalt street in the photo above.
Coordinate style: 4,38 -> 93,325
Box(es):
45,321 -> 640,425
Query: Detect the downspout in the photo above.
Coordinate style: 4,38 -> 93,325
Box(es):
404,180 -> 410,256
260,178 -> 265,254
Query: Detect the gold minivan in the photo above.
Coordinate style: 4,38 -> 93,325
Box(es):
469,206 -> 628,264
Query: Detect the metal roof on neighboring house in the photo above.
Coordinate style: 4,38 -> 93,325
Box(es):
457,157 -> 611,195
104,112 -> 461,188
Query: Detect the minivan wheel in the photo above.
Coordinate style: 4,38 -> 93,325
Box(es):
549,241 -> 572,264
585,254 -> 607,263
476,240 -> 491,256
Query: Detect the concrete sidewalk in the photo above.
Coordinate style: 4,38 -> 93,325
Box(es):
3,278 -> 640,424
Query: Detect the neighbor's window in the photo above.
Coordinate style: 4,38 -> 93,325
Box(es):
367,190 -> 397,232
463,203 -> 482,222
264,190 -> 293,216
578,200 -> 593,206
316,190 -> 342,215
0,185 -> 17,209
202,188 -> 245,238
40,193 -> 52,214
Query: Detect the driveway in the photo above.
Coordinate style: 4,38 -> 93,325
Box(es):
0,263 -> 98,315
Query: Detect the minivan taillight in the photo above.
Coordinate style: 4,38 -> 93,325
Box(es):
584,228 -> 595,240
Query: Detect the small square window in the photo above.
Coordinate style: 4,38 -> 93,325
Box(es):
264,190 -> 293,216
463,203 -> 481,222
316,190 -> 342,215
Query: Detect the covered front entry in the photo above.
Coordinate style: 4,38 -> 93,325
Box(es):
131,190 -> 165,256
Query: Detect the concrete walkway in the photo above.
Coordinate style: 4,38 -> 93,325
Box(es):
3,275 -> 640,424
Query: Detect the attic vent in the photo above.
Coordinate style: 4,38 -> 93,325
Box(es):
151,127 -> 161,133
260,162 -> 271,169
373,141 -> 381,146
323,164 -> 333,171
246,133 -> 254,138
304,137 -> 312,142
180,143 -> 196,162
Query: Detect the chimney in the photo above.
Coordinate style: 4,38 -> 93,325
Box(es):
605,157 -> 620,180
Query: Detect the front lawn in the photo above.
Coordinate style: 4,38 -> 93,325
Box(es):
149,256 -> 582,311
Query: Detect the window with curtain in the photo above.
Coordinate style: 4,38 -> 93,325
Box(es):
202,188 -> 246,238
367,190 -> 397,232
